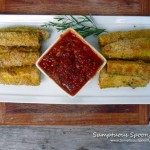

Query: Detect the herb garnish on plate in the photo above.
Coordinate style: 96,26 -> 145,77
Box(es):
42,15 -> 106,38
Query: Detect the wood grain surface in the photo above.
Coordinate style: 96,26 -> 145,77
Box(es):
1,125 -> 150,150
0,0 -> 149,15
0,0 -> 149,125
0,104 -> 148,125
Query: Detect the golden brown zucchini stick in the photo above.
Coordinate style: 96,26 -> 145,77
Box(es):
101,38 -> 150,61
99,67 -> 149,88
0,50 -> 41,68
0,32 -> 40,47
107,60 -> 150,79
0,65 -> 40,86
0,26 -> 50,40
0,45 -> 40,53
99,29 -> 150,46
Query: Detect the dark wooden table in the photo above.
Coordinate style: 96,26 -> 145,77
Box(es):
0,0 -> 149,125
0,0 -> 149,16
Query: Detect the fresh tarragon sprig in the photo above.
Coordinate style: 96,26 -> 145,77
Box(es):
41,15 -> 106,38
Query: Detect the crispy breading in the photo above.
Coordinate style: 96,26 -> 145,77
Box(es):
0,26 -> 48,86
0,65 -> 40,86
0,45 -> 40,53
107,60 -> 150,79
0,50 -> 41,68
101,38 -> 150,61
0,32 -> 40,47
99,67 -> 149,88
99,29 -> 150,46
0,26 -> 50,40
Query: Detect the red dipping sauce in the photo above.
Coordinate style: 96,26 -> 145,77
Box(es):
37,29 -> 106,96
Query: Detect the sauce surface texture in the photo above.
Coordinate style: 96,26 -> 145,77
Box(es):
38,30 -> 103,96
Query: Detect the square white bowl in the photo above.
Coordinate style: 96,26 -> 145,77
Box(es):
36,28 -> 106,96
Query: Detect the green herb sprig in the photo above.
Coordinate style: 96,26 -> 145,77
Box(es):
42,15 -> 106,38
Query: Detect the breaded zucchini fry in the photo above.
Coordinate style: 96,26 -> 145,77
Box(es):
107,60 -> 150,79
0,32 -> 40,47
99,29 -> 150,46
101,38 -> 150,61
0,50 -> 41,68
99,67 -> 149,88
0,65 -> 40,86
0,45 -> 40,53
0,26 -> 50,40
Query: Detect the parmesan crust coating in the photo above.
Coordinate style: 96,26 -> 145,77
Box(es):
107,60 -> 150,79
0,26 -> 50,86
0,45 -> 40,53
101,38 -> 150,61
0,26 -> 50,40
99,67 -> 149,88
0,32 -> 40,47
0,50 -> 41,68
99,29 -> 150,46
0,65 -> 40,86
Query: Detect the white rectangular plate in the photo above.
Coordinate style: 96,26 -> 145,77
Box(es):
0,15 -> 149,104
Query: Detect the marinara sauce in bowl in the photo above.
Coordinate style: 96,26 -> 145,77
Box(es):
36,28 -> 106,96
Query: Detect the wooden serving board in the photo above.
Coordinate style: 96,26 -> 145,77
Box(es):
0,0 -> 149,125
0,103 -> 149,125
0,0 -> 149,16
